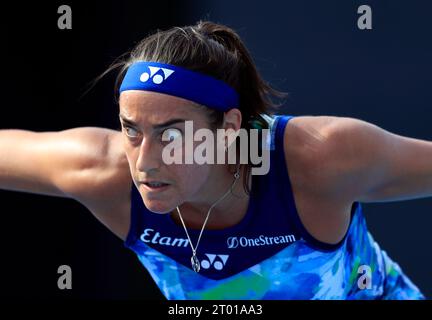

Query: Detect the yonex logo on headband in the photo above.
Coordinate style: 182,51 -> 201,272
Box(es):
139,66 -> 175,84
119,61 -> 239,111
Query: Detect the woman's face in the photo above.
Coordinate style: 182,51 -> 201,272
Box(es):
119,90 -> 219,214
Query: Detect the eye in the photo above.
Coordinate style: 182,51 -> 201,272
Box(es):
161,128 -> 182,143
123,126 -> 140,138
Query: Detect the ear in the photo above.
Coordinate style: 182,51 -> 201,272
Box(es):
222,108 -> 242,149
223,108 -> 242,131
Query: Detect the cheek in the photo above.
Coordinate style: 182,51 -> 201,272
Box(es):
124,148 -> 137,173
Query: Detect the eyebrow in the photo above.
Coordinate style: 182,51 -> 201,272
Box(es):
119,114 -> 187,130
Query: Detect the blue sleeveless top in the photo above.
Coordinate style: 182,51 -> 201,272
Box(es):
125,115 -> 424,300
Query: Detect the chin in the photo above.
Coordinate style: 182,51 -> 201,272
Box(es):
137,184 -> 176,213
143,198 -> 175,214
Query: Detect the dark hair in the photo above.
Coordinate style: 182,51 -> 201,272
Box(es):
99,21 -> 286,194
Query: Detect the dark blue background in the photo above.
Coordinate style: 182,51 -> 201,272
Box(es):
1,0 -> 431,299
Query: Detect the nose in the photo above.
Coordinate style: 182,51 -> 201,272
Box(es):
136,136 -> 161,174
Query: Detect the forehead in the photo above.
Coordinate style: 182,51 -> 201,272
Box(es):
119,91 -> 202,123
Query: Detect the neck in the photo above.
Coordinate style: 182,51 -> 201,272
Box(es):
172,165 -> 251,230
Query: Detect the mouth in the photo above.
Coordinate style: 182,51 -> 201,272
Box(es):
141,181 -> 171,191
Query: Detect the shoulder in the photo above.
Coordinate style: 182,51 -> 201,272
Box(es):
281,115 -> 353,208
281,115 -> 364,244
282,115 -> 338,180
282,115 -> 371,185
61,128 -> 131,198
68,129 -> 132,239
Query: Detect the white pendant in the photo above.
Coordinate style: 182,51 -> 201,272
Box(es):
191,255 -> 200,273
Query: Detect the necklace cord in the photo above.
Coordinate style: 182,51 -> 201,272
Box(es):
176,166 -> 240,256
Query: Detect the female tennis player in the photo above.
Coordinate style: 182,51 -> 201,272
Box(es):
0,21 -> 429,299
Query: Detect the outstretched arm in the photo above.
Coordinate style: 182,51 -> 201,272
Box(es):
0,128 -> 132,238
0,128 -> 121,196
315,117 -> 432,203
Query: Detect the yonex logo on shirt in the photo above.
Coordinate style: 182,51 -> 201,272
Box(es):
227,234 -> 296,249
200,254 -> 229,271
140,66 -> 175,84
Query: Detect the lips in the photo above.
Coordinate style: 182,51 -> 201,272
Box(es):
141,180 -> 171,191
144,181 -> 170,188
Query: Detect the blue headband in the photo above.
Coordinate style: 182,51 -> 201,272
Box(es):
119,61 -> 239,111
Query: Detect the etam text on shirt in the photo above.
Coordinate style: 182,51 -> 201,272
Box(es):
140,228 -> 189,247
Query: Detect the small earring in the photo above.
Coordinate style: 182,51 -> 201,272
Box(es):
234,166 -> 240,179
